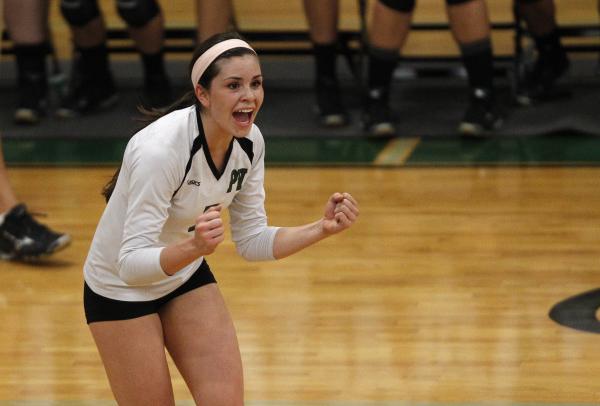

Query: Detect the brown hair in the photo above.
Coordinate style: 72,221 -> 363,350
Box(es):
102,31 -> 257,202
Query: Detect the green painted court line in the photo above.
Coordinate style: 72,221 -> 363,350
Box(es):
3,134 -> 600,166
1,137 -> 389,166
374,137 -> 420,165
406,134 -> 600,166
2,139 -> 128,166
264,137 -> 389,165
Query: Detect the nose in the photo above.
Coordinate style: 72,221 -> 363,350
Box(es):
240,84 -> 257,101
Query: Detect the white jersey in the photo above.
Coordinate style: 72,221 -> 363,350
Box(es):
84,105 -> 278,301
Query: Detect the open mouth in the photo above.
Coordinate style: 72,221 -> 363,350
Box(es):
233,108 -> 253,125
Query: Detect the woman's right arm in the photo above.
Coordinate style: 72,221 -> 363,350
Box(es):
159,205 -> 225,275
116,136 -> 185,285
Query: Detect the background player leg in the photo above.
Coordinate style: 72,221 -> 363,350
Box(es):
363,0 -> 413,136
55,7 -> 119,117
118,0 -> 172,108
303,0 -> 349,127
3,0 -> 49,124
515,0 -> 569,105
196,0 -> 235,42
447,0 -> 503,136
0,138 -> 71,260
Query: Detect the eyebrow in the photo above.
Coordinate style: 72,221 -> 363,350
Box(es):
224,74 -> 263,81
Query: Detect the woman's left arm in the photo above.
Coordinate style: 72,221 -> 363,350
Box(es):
272,192 -> 359,259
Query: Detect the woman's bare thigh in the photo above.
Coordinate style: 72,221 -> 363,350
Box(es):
159,283 -> 244,406
89,313 -> 175,405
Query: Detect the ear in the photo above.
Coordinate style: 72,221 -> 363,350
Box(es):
194,84 -> 210,108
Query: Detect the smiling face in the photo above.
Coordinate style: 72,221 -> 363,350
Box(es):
195,54 -> 264,139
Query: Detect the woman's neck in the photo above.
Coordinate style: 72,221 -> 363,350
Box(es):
200,112 -> 233,171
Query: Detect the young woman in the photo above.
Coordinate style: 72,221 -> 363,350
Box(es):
83,32 -> 359,405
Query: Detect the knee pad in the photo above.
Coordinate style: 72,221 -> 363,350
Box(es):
60,0 -> 100,27
379,0 -> 416,13
116,0 -> 161,28
446,0 -> 476,6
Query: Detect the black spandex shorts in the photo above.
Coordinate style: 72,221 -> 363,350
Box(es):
84,260 -> 216,324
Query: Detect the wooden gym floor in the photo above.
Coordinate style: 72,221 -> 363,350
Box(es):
1,165 -> 599,404
1,0 -> 600,404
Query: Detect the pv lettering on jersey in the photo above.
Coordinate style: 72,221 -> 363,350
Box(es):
187,179 -> 201,186
227,168 -> 248,192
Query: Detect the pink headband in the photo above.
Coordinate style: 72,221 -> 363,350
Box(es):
190,39 -> 255,87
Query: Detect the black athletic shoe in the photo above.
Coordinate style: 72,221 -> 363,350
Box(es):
515,49 -> 570,106
56,73 -> 119,118
315,77 -> 349,127
0,204 -> 71,261
141,73 -> 173,109
458,88 -> 503,137
362,87 -> 396,137
14,72 -> 47,125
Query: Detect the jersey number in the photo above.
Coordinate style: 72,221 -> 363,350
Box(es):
187,168 -> 248,232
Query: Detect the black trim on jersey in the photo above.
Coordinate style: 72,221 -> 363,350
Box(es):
194,105 -> 234,180
202,136 -> 234,180
172,135 -> 202,199
172,105 -> 206,198
236,137 -> 254,164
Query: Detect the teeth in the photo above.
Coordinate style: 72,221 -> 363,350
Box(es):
235,109 -> 253,113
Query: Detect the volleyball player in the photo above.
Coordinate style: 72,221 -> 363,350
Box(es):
514,0 -> 570,105
3,0 -> 51,124
0,1 -> 71,259
56,0 -> 172,115
363,0 -> 503,137
195,0 -> 236,43
83,31 -> 359,404
303,0 -> 350,127
0,139 -> 71,260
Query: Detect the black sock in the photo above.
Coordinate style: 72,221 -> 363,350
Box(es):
77,43 -> 111,80
14,43 -> 48,87
460,38 -> 494,92
141,50 -> 166,79
367,46 -> 398,97
313,42 -> 338,85
533,29 -> 563,58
